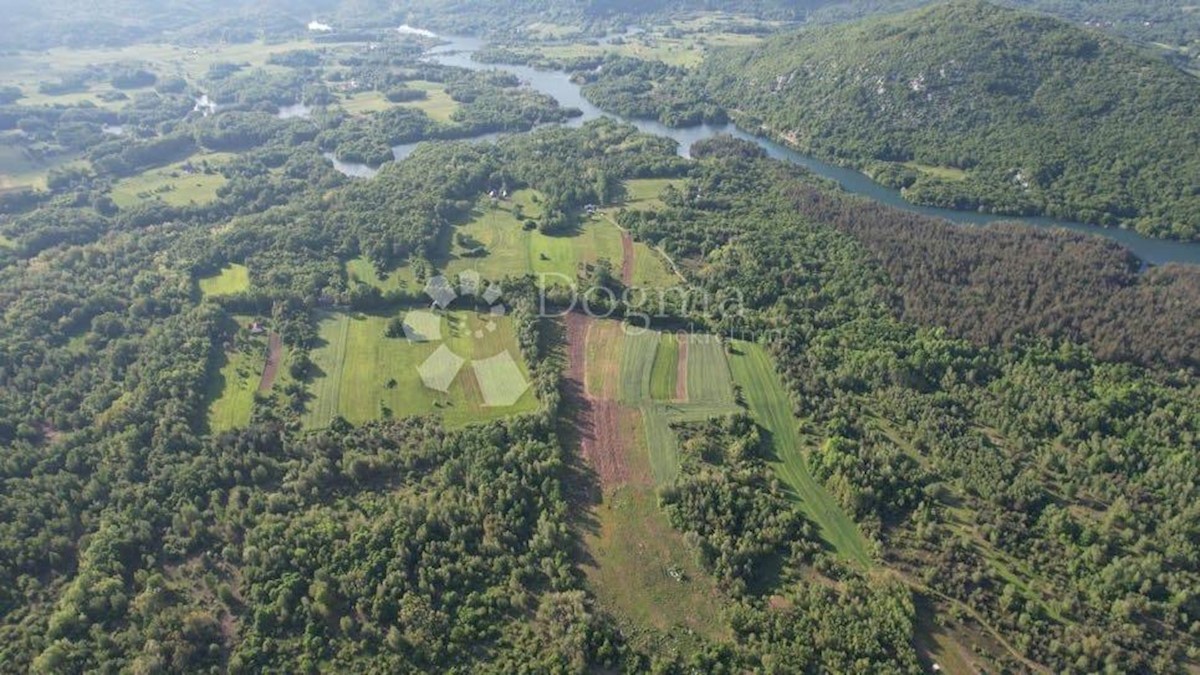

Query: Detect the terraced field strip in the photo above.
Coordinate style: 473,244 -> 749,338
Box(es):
686,335 -> 736,405
648,332 -> 679,402
729,340 -> 872,566
618,328 -> 659,405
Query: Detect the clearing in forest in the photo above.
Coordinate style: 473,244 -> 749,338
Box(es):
110,152 -> 233,208
728,340 -> 872,566
443,188 -> 676,288
302,309 -> 537,429
198,264 -> 250,297
206,317 -> 279,432
566,314 -> 729,653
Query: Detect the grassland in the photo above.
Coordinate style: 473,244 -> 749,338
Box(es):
0,39 -> 334,108
618,329 -> 660,405
338,80 -> 459,121
648,332 -> 680,401
573,317 -> 730,653
728,340 -> 872,566
206,317 -> 283,432
198,264 -> 250,298
302,309 -> 537,429
207,346 -> 260,432
443,189 -> 621,284
0,234 -> 13,249
0,144 -> 79,191
345,256 -> 420,293
583,408 -> 730,652
685,335 -> 735,405
611,326 -> 741,483
110,153 -> 233,208
902,161 -> 969,181
399,81 -> 460,122
519,26 -> 764,68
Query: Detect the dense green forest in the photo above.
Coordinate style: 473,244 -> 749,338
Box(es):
697,0 -> 1200,240
2,2 -> 1199,671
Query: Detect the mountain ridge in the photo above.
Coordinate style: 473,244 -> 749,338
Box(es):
699,0 -> 1200,240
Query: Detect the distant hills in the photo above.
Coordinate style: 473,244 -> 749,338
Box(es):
699,0 -> 1200,240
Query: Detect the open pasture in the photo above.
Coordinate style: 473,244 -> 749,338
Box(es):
302,309 -> 537,429
198,263 -> 250,298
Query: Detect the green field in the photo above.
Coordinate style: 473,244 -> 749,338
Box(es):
198,264 -> 250,298
443,189 -> 623,284
0,234 -> 13,249
0,39 -> 334,108
621,178 -> 683,210
111,153 -> 233,208
686,335 -> 735,405
400,80 -> 460,122
610,326 -> 741,483
207,343 -> 262,432
339,80 -> 459,120
583,407 -> 730,652
345,256 -> 420,292
206,316 -> 285,432
649,332 -> 680,401
618,329 -> 660,405
302,309 -> 538,429
0,144 -> 78,191
729,340 -> 872,566
902,161 -> 969,181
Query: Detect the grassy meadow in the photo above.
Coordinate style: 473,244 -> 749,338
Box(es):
198,264 -> 250,298
111,153 -> 233,208
302,309 -> 538,429
728,340 -> 872,566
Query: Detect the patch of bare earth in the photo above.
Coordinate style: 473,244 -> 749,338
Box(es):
566,313 -> 632,489
620,230 -> 635,287
257,332 -> 282,392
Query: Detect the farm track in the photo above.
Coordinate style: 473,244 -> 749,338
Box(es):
620,230 -> 635,286
257,332 -> 282,392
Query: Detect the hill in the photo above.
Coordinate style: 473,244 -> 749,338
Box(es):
699,0 -> 1200,240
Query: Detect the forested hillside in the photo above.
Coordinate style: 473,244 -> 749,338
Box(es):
699,0 -> 1200,240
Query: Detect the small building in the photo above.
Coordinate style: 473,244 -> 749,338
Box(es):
248,321 -> 266,334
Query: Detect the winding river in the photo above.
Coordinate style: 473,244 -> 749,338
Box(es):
341,33 -> 1200,266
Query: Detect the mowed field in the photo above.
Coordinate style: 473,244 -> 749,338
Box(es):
616,327 -> 739,484
110,153 -> 233,208
728,340 -> 872,566
198,264 -> 250,298
443,186 -> 677,288
302,309 -> 538,429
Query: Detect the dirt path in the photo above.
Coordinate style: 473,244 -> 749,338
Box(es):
620,230 -> 635,287
257,332 -> 282,392
565,313 -> 631,488
675,333 -> 689,402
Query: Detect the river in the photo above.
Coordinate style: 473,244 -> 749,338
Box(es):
337,33 -> 1200,266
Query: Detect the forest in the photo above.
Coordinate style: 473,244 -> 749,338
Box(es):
1,0 -> 1199,671
696,0 -> 1200,241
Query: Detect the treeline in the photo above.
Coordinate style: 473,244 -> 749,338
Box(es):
785,182 -> 1200,369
